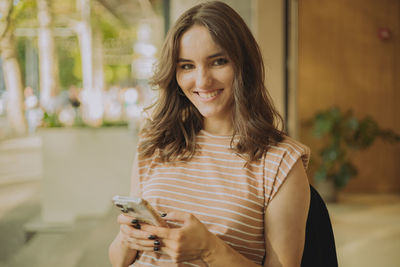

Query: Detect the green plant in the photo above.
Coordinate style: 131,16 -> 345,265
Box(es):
42,111 -> 128,128
310,107 -> 400,189
42,111 -> 62,127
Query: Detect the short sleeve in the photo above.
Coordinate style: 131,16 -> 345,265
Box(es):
264,136 -> 310,206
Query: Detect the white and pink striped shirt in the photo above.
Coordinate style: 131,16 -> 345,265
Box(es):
134,130 -> 310,267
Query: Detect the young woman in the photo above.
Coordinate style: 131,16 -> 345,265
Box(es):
109,1 -> 310,266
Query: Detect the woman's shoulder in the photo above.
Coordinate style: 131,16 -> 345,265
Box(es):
263,136 -> 310,202
267,135 -> 310,170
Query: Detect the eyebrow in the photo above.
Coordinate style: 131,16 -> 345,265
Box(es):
177,52 -> 226,62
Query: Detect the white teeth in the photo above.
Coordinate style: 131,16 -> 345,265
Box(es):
198,90 -> 220,99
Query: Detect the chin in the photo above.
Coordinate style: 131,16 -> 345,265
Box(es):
198,110 -> 221,119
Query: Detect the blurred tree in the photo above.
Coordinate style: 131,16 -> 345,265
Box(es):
37,0 -> 59,111
92,28 -> 105,102
0,0 -> 27,135
91,1 -> 131,85
71,0 -> 103,126
57,36 -> 80,89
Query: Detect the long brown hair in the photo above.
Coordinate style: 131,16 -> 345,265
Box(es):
140,1 -> 284,163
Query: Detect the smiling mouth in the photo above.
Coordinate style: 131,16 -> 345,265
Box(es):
195,89 -> 223,99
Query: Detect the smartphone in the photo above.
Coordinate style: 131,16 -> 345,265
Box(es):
112,195 -> 168,227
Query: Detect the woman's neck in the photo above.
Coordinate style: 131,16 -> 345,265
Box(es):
203,117 -> 233,136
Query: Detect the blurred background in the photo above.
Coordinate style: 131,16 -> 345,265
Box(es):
0,0 -> 399,266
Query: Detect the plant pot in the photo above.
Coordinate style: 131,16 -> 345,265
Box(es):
315,178 -> 338,203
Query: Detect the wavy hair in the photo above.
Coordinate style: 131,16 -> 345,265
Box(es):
139,1 -> 284,163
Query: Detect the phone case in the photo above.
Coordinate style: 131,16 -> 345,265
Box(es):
112,196 -> 168,227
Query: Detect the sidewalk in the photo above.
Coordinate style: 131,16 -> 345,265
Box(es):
0,136 -> 42,185
0,135 -> 120,267
0,181 -> 119,267
4,193 -> 119,267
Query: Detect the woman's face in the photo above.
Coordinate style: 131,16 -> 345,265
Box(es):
176,25 -> 234,123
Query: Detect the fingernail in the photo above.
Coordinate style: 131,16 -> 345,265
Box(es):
133,223 -> 141,229
153,246 -> 159,251
154,240 -> 160,246
160,213 -> 167,217
131,219 -> 138,224
148,235 -> 156,240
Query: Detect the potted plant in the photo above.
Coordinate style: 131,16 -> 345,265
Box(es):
309,107 -> 400,202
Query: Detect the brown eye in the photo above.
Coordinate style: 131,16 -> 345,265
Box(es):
213,58 -> 228,66
180,64 -> 194,70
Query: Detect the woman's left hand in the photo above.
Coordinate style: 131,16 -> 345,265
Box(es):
141,211 -> 217,263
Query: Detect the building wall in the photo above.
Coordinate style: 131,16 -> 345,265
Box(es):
254,0 -> 286,122
298,0 -> 400,193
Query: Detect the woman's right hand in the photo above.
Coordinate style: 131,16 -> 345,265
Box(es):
117,214 -> 161,252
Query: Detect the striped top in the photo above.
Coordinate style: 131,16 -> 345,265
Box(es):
133,130 -> 310,267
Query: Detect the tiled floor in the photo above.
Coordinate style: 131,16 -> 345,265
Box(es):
328,194 -> 400,267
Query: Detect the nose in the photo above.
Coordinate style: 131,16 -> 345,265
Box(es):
195,67 -> 212,89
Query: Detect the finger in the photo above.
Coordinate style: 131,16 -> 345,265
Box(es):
139,211 -> 198,239
123,236 -> 163,251
123,238 -> 158,251
163,212 -> 201,229
125,236 -> 160,248
118,214 -> 155,230
162,211 -> 192,222
117,214 -> 137,225
157,237 -> 178,249
140,224 -> 178,240
120,224 -> 158,240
